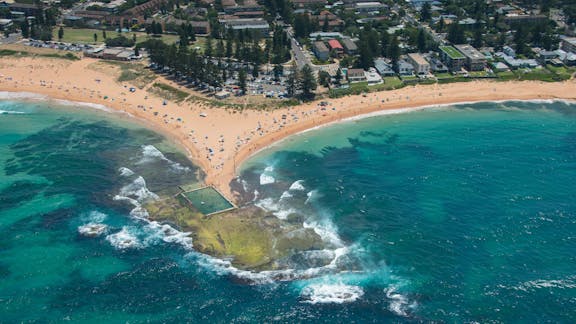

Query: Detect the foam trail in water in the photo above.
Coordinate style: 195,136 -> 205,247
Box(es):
385,286 -> 416,317
138,145 -> 190,172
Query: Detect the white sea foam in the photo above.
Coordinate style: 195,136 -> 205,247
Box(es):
260,173 -> 275,185
113,176 -> 159,218
289,180 -> 306,191
280,190 -> 293,200
118,176 -> 159,201
0,109 -> 26,114
80,210 -> 108,223
138,145 -> 190,172
78,223 -> 108,237
304,220 -> 344,247
118,167 -> 135,177
305,190 -> 317,204
511,277 -> 576,291
106,227 -> 143,249
301,283 -> 364,304
385,286 -> 415,317
145,221 -> 193,250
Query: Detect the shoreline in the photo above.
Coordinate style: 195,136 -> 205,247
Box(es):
1,56 -> 576,202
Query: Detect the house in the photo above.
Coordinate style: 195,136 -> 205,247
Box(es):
310,32 -> 344,39
189,21 -> 211,35
504,14 -> 547,26
397,59 -> 415,76
407,53 -> 430,75
347,68 -> 367,82
454,44 -> 486,71
100,48 -> 135,61
538,50 -> 560,64
492,62 -> 510,72
503,45 -> 516,57
374,58 -> 395,76
495,52 -> 539,69
365,68 -> 383,84
313,41 -> 330,61
327,39 -> 344,56
341,38 -> 358,55
439,45 -> 466,72
5,2 -> 46,17
315,10 -> 344,31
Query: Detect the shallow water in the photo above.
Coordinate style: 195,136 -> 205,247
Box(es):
1,98 -> 576,321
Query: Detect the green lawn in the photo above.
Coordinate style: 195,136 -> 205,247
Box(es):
53,28 -> 180,45
440,46 -> 465,59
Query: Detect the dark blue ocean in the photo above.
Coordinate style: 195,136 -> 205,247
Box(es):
1,96 -> 576,322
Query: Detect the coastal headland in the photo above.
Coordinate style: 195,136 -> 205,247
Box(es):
1,55 -> 576,203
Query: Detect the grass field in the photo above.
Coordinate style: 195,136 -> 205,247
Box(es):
52,28 -> 180,45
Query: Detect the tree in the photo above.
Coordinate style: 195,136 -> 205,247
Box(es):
297,64 -> 317,100
388,35 -> 400,69
447,23 -> 465,44
273,64 -> 283,81
102,29 -> 107,39
417,28 -> 427,52
286,62 -> 298,97
420,2 -> 432,22
134,46 -> 140,57
334,67 -> 343,85
58,26 -> 64,41
252,63 -> 259,78
132,33 -> 136,43
472,28 -> 483,48
21,19 -> 29,39
238,69 -> 247,94
93,33 -> 97,43
205,37 -> 213,57
318,70 -> 330,88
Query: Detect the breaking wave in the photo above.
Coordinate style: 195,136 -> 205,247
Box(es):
138,145 -> 190,172
113,175 -> 158,218
0,110 -> 26,115
300,283 -> 364,304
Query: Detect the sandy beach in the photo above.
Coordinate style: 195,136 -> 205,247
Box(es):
1,55 -> 575,201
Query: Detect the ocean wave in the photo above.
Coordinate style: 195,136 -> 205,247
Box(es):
113,175 -> 158,218
260,173 -> 275,185
385,286 -> 415,317
289,180 -> 306,191
138,145 -> 190,172
300,283 -> 364,304
0,109 -> 26,115
80,210 -> 108,223
118,167 -> 135,177
280,190 -> 293,200
106,226 -> 144,249
78,223 -> 108,237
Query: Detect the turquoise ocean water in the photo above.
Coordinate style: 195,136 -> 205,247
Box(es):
1,95 -> 576,322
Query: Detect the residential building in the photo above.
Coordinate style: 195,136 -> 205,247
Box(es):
365,68 -> 383,84
407,53 -> 430,75
504,14 -> 547,25
454,44 -> 486,71
561,37 -> 576,53
327,39 -> 344,56
313,41 -> 330,61
0,18 -> 13,30
341,38 -> 358,55
398,59 -> 415,76
428,56 -> 449,73
315,10 -> 344,31
309,32 -> 344,39
4,2 -> 46,16
355,2 -> 384,14
221,18 -> 269,36
347,68 -> 367,82
439,45 -> 466,72
374,58 -> 395,76
292,0 -> 327,8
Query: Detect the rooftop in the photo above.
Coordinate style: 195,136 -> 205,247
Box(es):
327,39 -> 343,50
454,44 -> 485,60
440,46 -> 465,59
407,53 -> 428,66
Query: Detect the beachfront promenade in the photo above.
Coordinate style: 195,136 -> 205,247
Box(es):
1,56 -> 576,202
